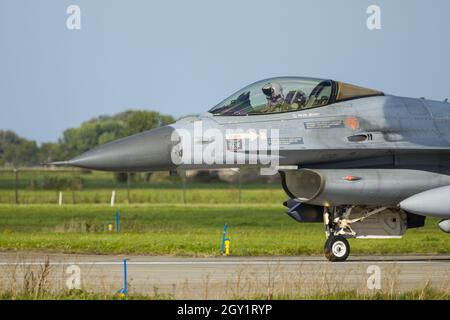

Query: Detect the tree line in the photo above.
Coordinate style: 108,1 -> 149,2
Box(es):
0,110 -> 174,167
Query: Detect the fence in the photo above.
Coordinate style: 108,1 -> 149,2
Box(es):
0,168 -> 282,205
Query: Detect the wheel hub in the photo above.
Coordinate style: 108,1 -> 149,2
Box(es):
332,241 -> 347,257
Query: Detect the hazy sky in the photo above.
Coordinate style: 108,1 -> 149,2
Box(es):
1,0 -> 450,143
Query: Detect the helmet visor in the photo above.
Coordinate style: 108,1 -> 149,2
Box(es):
262,86 -> 273,97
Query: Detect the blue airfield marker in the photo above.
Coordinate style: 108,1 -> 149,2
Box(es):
115,210 -> 119,232
117,258 -> 128,296
221,223 -> 228,254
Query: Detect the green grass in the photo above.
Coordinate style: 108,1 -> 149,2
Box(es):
260,287 -> 450,300
1,287 -> 448,300
0,204 -> 448,256
0,290 -> 172,300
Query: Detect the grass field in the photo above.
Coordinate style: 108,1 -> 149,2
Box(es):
0,204 -> 448,255
1,287 -> 448,300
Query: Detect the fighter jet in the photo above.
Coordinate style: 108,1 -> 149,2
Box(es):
55,76 -> 450,261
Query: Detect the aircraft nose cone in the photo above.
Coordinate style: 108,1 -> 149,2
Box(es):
69,126 -> 176,171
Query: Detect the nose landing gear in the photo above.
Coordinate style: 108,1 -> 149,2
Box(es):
322,205 -> 387,262
323,206 -> 352,262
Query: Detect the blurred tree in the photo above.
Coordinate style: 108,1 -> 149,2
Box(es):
0,110 -> 175,166
39,142 -> 63,164
0,130 -> 40,166
57,110 -> 174,160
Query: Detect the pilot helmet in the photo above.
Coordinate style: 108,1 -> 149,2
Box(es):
262,82 -> 283,99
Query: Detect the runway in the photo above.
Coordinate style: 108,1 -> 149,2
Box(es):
0,252 -> 449,298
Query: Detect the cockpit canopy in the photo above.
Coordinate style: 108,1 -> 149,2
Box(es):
208,77 -> 383,116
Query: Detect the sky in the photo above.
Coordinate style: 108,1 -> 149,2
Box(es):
1,0 -> 450,144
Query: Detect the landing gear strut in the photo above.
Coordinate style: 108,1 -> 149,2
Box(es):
322,206 -> 387,262
323,206 -> 351,262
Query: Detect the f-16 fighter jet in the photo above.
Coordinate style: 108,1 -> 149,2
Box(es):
54,77 -> 450,261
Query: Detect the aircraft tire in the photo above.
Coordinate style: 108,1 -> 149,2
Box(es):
324,236 -> 350,262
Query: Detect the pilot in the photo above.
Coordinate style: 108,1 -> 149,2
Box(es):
261,82 -> 285,112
